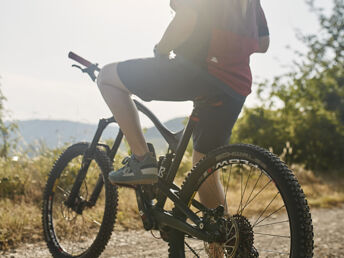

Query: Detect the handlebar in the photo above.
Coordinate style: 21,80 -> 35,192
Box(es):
68,51 -> 93,67
68,51 -> 100,81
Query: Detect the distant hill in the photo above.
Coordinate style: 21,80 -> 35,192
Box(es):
10,117 -> 186,154
14,119 -> 119,149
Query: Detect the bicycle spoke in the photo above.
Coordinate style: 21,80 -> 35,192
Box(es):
78,216 -> 85,248
221,167 -> 226,189
175,144 -> 313,257
83,213 -> 102,226
238,166 -> 253,215
221,167 -> 227,209
55,172 -> 102,253
252,191 -> 280,226
83,180 -> 88,200
199,170 -> 226,213
182,161 -> 298,257
254,219 -> 289,227
253,204 -> 286,227
185,241 -> 200,257
43,143 -> 119,258
238,177 -> 272,214
223,165 -> 233,212
237,165 -> 244,214
57,185 -> 70,195
254,232 -> 290,238
239,171 -> 262,213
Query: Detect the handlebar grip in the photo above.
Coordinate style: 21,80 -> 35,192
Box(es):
68,51 -> 93,67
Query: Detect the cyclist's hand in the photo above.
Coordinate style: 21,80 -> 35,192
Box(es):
170,0 -> 179,11
153,44 -> 169,59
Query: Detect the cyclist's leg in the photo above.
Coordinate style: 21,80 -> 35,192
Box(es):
193,150 -> 227,210
97,63 -> 150,158
97,56 -> 222,184
97,57 -> 210,159
193,95 -> 245,211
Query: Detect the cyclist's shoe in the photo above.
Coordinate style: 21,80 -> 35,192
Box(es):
109,153 -> 158,185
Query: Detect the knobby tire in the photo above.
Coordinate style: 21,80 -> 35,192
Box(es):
42,142 -> 118,258
168,144 -> 314,258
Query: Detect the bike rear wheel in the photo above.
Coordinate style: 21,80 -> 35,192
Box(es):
42,142 -> 118,258
169,144 -> 314,257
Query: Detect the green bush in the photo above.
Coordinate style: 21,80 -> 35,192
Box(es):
232,0 -> 344,172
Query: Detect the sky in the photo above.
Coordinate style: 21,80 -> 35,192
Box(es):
0,0 -> 331,127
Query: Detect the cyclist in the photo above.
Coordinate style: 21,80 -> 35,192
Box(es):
97,0 -> 269,209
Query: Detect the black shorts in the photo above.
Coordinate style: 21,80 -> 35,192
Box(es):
117,56 -> 245,154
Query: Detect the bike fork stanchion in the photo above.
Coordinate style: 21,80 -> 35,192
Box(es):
64,156 -> 93,212
88,174 -> 104,207
65,117 -> 115,210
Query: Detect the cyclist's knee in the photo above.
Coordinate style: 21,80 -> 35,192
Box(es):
97,62 -> 129,94
97,63 -> 117,87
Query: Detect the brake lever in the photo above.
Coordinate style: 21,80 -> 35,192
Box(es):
72,64 -> 83,70
71,63 -> 100,82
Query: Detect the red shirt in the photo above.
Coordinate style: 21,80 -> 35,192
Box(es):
173,0 -> 269,97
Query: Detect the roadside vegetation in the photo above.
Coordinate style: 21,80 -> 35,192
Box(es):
1,0 -> 343,252
0,150 -> 343,251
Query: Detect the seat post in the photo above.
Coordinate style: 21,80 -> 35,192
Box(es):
156,107 -> 200,209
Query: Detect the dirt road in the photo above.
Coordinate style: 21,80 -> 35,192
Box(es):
2,206 -> 343,257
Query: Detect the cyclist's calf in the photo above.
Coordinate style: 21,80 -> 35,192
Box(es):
96,62 -> 150,157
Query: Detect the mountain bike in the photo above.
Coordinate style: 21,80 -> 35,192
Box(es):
42,52 -> 314,257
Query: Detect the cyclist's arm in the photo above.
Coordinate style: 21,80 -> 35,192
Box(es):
255,0 -> 270,53
257,36 -> 270,53
155,2 -> 197,55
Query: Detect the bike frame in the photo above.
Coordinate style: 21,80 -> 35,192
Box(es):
66,52 -> 218,243
113,102 -> 210,239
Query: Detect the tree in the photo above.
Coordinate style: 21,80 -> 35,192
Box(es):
0,77 -> 18,158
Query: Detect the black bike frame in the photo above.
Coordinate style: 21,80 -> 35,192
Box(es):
67,53 -> 216,242
68,99 -> 213,241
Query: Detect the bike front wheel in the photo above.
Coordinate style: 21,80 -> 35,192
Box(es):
169,144 -> 314,258
42,142 -> 118,258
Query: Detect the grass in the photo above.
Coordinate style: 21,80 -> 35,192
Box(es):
0,199 -> 42,250
293,166 -> 344,208
0,148 -> 343,251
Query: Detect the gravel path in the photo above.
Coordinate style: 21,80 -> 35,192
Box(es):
2,206 -> 343,258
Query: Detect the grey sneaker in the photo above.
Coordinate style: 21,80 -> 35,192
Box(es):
109,153 -> 158,185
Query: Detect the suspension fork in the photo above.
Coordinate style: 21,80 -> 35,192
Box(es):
64,117 -> 116,210
87,129 -> 123,207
